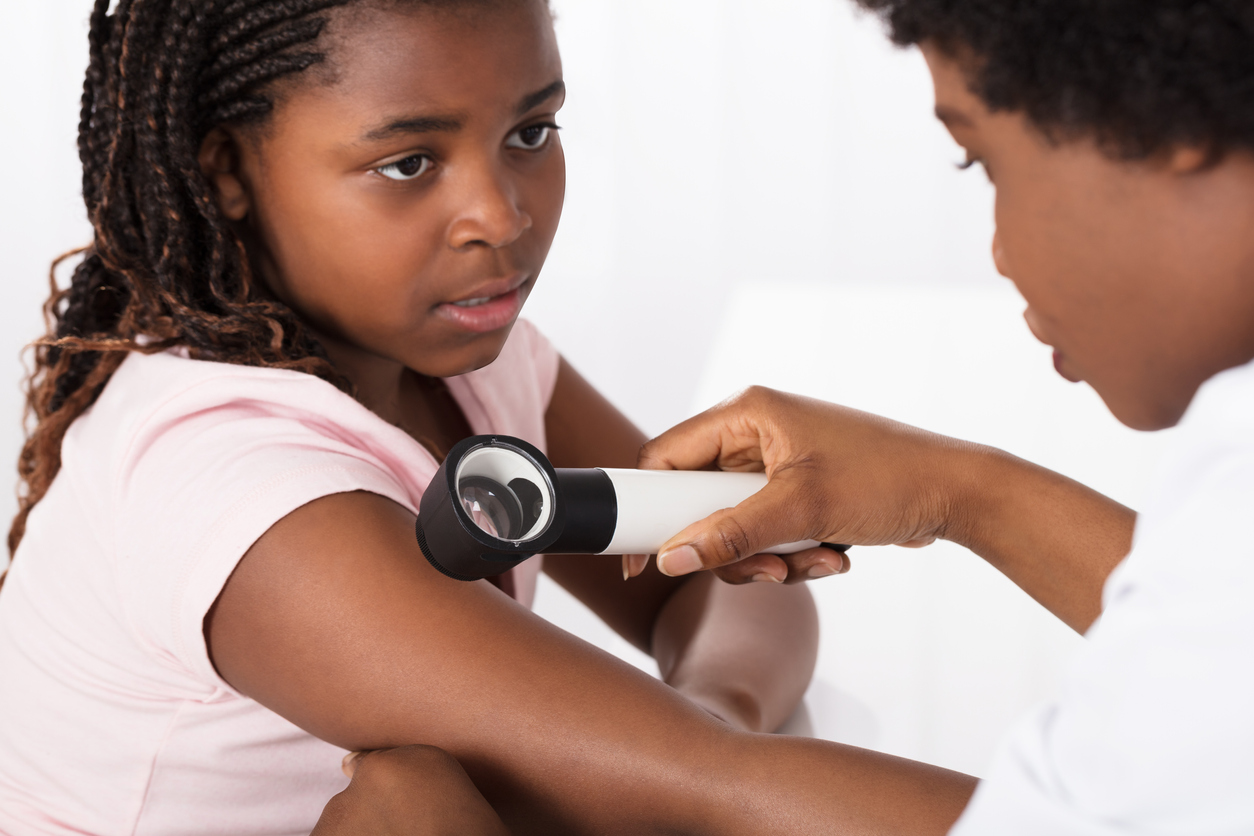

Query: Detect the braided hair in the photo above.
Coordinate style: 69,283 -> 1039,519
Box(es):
8,0 -> 360,562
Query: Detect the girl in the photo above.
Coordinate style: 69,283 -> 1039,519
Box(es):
0,1 -> 964,834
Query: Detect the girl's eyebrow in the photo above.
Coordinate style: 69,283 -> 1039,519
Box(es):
359,79 -> 565,144
361,116 -> 464,143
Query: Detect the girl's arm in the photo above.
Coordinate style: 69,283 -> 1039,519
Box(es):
206,490 -> 976,835
542,358 -> 818,732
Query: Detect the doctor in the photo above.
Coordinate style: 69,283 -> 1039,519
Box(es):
634,0 -> 1254,832
316,0 -> 1254,832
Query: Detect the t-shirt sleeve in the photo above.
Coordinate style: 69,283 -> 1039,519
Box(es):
112,382 -> 418,692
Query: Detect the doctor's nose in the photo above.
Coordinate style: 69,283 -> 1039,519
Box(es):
991,229 -> 1011,279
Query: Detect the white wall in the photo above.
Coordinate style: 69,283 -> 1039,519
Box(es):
1,0 -> 1168,780
534,0 -> 1002,436
0,2 -> 96,551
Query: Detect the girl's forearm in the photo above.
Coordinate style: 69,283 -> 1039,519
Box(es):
215,491 -> 963,834
652,573 -> 819,733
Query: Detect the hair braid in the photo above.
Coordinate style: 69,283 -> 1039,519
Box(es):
7,0 -> 356,564
205,16 -> 327,82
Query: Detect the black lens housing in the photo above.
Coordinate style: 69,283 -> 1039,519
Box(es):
416,435 -> 618,581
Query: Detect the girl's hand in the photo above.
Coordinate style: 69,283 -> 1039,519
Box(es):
636,386 -> 982,585
311,746 -> 508,836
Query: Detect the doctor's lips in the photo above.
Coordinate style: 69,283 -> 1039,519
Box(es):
1024,309 -> 1082,384
436,273 -> 529,333
1053,350 -> 1082,384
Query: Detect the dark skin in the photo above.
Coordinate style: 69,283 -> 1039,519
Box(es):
198,4 -> 982,835
311,747 -> 509,836
277,28 -> 1254,835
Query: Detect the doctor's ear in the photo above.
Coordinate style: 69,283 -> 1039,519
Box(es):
198,127 -> 252,222
1166,145 -> 1214,175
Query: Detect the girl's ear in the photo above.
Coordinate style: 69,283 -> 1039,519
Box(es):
199,127 -> 252,221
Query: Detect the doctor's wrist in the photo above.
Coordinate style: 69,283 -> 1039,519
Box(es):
927,442 -> 1017,555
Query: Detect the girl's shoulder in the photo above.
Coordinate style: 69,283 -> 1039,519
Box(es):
86,318 -> 558,471
64,319 -> 560,533
75,346 -> 424,502
99,346 -> 372,438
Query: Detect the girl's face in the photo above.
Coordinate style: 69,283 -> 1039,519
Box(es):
208,0 -> 565,379
922,43 -> 1254,431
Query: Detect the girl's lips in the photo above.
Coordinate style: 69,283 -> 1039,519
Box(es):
1053,350 -> 1083,383
435,287 -> 525,334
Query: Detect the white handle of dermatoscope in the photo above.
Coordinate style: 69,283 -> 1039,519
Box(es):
597,469 -> 820,556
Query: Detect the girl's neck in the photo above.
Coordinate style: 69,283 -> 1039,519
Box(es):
316,332 -> 472,461
317,334 -> 409,425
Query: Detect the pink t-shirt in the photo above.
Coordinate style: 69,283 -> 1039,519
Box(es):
0,320 -> 559,836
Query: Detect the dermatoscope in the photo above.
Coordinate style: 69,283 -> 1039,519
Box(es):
416,434 -> 849,581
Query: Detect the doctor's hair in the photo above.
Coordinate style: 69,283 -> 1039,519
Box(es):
8,0 -> 537,563
855,0 -> 1254,160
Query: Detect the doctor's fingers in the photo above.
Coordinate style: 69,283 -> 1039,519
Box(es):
711,546 -> 852,586
638,386 -> 822,474
654,475 -> 842,578
622,553 -> 651,580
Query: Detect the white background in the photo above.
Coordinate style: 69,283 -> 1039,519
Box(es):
0,0 -> 1171,778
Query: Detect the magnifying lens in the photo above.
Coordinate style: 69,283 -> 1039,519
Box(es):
416,434 -> 849,581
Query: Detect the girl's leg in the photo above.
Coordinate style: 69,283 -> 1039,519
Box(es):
312,746 -> 507,836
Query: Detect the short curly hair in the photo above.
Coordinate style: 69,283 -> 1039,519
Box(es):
854,0 -> 1254,160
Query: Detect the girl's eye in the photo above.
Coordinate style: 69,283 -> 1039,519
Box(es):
506,123 -> 559,151
376,154 -> 433,181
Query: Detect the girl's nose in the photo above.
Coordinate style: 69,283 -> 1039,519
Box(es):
448,166 -> 532,251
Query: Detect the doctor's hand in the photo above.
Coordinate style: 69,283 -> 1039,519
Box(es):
634,386 -> 987,585
310,746 -> 507,836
